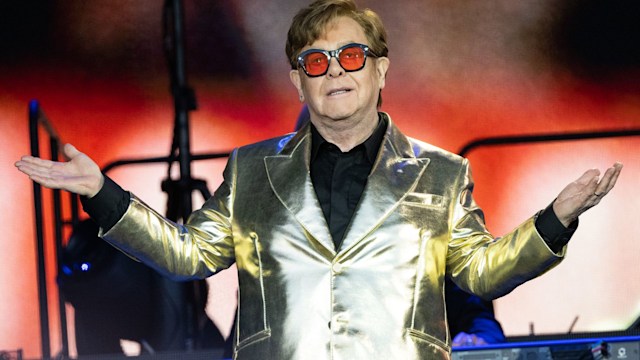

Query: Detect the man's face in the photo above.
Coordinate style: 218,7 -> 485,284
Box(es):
290,16 -> 389,127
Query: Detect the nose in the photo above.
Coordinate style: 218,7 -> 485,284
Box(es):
326,56 -> 344,78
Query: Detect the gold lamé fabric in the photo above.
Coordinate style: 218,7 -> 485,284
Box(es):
102,113 -> 565,360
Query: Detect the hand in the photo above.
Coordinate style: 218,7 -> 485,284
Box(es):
553,162 -> 623,227
452,332 -> 488,347
15,143 -> 104,198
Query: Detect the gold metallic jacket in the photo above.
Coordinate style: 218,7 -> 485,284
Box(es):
103,113 -> 565,359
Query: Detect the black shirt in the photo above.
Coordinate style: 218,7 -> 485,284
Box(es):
310,115 -> 386,249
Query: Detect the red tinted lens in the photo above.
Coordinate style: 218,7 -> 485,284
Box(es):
338,46 -> 366,71
303,52 -> 329,76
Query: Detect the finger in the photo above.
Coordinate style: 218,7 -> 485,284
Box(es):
452,332 -> 470,346
19,158 -> 71,180
574,169 -> 601,194
15,163 -> 32,177
602,163 -> 623,195
20,158 -> 68,179
594,168 -> 615,196
577,168 -> 600,182
27,172 -> 66,190
17,155 -> 57,169
15,161 -> 47,177
21,164 -> 60,182
595,162 -> 623,196
64,143 -> 81,159
585,172 -> 601,196
16,163 -> 37,177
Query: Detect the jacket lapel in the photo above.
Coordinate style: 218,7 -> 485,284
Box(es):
339,118 -> 430,253
265,126 -> 336,257
264,116 -> 429,257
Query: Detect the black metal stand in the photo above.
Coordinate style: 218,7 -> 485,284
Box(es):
29,101 -> 52,360
27,0 -> 226,355
158,0 -> 211,350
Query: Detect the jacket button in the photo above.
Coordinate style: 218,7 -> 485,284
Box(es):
332,263 -> 343,274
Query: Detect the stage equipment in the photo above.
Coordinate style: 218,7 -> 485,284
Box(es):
62,0 -> 227,353
0,349 -> 23,360
27,0 -> 230,356
28,101 -> 71,359
58,219 -> 227,355
452,335 -> 640,360
630,315 -> 640,332
150,0 -> 220,351
59,220 -> 158,354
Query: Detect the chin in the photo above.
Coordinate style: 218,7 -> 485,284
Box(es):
325,113 -> 355,122
323,106 -> 358,121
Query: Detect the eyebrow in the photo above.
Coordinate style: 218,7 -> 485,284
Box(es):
304,40 -> 361,51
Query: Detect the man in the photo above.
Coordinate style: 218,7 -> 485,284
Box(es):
16,0 -> 622,359
294,105 -> 507,349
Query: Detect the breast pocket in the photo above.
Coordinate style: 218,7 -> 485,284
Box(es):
398,192 -> 448,231
402,192 -> 445,209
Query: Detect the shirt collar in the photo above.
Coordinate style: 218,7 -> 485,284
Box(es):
310,113 -> 388,164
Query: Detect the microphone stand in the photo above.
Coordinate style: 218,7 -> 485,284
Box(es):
158,0 -> 213,350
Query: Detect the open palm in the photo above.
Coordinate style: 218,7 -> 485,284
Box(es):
553,162 -> 623,226
15,143 -> 104,197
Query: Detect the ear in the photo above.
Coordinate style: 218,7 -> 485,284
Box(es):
375,57 -> 390,90
289,69 -> 304,100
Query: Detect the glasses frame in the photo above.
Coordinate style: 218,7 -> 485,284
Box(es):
296,43 -> 376,78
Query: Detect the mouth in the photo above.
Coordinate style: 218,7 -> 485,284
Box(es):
327,87 -> 352,96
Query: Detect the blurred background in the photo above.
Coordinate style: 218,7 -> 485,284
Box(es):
1,0 -> 639,358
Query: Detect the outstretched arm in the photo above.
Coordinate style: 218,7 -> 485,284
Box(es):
15,143 -> 104,197
447,160 -> 624,299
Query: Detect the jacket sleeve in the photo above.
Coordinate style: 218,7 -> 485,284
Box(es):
445,158 -> 565,300
100,149 -> 239,281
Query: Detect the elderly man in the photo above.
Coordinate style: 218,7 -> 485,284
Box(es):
16,0 -> 622,359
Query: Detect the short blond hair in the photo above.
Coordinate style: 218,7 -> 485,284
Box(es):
285,0 -> 388,69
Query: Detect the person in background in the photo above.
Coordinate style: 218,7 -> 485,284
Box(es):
16,0 -> 622,359
445,278 -> 505,347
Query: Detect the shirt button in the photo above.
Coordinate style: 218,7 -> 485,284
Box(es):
332,262 -> 344,274
331,314 -> 348,333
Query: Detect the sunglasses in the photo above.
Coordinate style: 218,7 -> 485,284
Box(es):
297,43 -> 377,77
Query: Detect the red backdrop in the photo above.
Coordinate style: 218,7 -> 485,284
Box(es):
1,1 -> 639,358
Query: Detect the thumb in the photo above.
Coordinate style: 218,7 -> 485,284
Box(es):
63,143 -> 81,159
